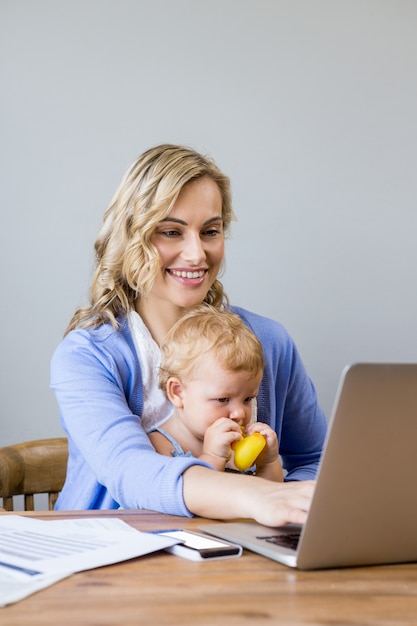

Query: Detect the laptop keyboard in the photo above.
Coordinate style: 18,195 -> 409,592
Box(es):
256,532 -> 301,551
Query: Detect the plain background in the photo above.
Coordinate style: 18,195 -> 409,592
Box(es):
1,0 -> 416,448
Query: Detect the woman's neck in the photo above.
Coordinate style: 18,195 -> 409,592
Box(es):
134,297 -> 183,346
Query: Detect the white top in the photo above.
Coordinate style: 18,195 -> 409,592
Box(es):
128,310 -> 174,433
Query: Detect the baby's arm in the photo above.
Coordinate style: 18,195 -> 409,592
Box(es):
245,422 -> 284,482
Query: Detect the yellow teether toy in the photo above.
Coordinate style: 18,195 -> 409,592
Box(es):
232,430 -> 266,471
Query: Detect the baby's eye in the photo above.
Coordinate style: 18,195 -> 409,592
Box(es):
244,397 -> 255,404
216,397 -> 229,404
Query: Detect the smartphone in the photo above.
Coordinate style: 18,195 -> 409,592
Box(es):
153,529 -> 242,561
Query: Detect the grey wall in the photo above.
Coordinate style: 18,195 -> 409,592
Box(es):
1,0 -> 416,447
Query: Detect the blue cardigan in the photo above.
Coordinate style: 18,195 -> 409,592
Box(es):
50,305 -> 327,513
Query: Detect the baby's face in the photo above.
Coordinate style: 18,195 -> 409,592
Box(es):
179,355 -> 262,438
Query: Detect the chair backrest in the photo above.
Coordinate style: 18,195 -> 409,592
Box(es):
0,438 -> 68,511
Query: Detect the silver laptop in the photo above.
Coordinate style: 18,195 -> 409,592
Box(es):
201,363 -> 417,570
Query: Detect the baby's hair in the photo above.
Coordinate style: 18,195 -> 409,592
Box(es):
159,304 -> 264,394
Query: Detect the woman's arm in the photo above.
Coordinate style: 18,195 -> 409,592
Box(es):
51,325 -> 211,513
182,465 -> 314,526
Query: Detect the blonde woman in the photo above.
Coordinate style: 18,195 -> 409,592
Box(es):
51,144 -> 327,526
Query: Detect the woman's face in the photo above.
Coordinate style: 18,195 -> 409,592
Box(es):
147,176 -> 225,311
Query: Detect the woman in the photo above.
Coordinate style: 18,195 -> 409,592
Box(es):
51,144 -> 327,527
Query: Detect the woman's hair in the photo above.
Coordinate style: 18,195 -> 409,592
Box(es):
65,144 -> 235,334
159,304 -> 264,394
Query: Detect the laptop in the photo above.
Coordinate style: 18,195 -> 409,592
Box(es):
200,363 -> 417,570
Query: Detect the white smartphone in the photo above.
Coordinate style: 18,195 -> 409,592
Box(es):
153,529 -> 242,561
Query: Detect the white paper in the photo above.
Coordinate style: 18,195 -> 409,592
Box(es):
0,515 -> 178,607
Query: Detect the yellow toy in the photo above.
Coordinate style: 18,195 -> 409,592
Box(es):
232,430 -> 266,471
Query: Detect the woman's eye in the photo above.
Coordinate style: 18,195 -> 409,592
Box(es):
160,229 -> 181,237
202,228 -> 222,238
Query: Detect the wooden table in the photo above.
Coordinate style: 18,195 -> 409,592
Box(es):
2,509 -> 417,625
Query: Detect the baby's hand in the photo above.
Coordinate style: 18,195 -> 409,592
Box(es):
245,422 -> 282,480
200,418 -> 242,470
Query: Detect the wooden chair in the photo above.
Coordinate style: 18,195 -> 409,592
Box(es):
0,438 -> 68,511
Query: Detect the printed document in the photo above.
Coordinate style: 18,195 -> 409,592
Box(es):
0,515 -> 178,607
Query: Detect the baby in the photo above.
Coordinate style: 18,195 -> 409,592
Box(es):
148,305 -> 283,481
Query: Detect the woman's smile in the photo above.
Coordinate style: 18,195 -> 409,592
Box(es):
167,267 -> 208,285
168,268 -> 207,279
